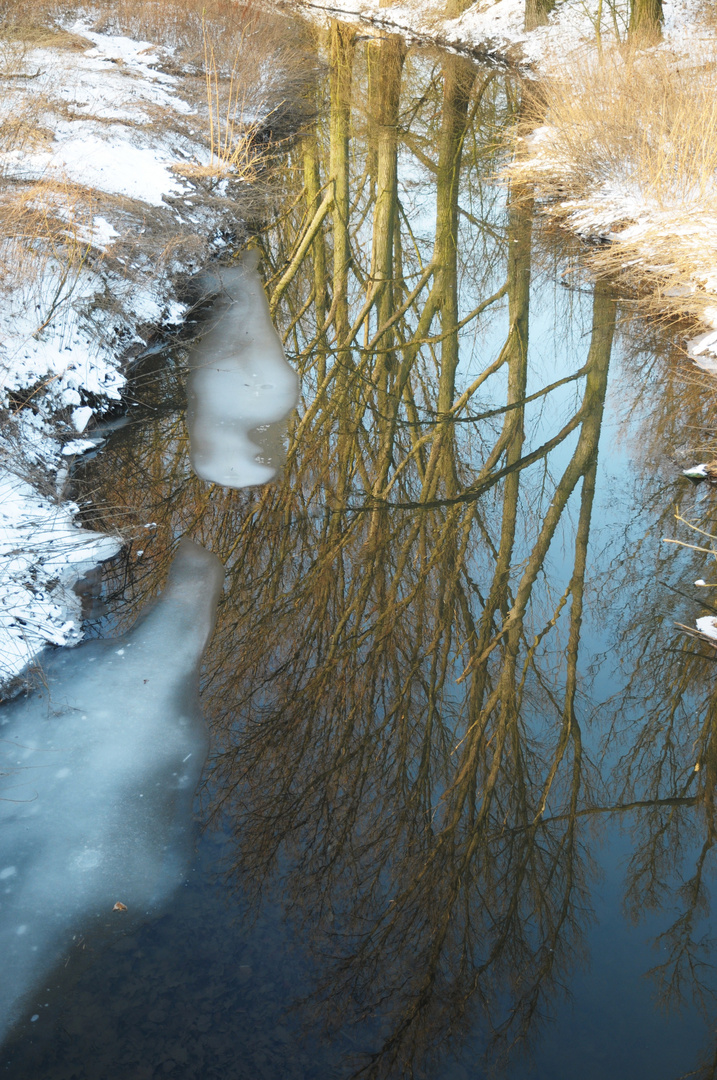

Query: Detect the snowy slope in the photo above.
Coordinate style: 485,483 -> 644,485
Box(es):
0,21 -> 245,686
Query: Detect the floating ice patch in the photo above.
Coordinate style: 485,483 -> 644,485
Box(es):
0,539 -> 223,1046
186,251 -> 299,488
61,438 -> 96,457
70,849 -> 103,872
697,615 -> 717,641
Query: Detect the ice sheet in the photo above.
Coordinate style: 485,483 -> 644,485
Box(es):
186,251 -> 299,488
0,539 -> 224,1045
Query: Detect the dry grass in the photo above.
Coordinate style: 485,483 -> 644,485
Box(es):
0,0 -> 318,355
0,0 -> 90,47
0,180 -> 102,333
92,0 -> 316,129
0,23 -> 91,49
508,42 -> 717,328
517,45 -> 717,209
0,0 -> 317,140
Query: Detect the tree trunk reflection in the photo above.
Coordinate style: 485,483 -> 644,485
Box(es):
72,31 -> 717,1080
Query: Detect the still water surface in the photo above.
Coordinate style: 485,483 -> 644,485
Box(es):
4,23 -> 717,1080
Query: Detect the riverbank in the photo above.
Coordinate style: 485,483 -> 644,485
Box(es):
504,37 -> 717,374
0,1 -> 312,688
285,0 -> 705,67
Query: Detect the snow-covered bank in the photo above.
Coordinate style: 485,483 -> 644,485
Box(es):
0,472 -> 120,682
0,9 -> 294,687
503,34 -> 717,370
286,0 -> 705,67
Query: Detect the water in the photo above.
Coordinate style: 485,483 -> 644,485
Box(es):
0,540 -> 223,1046
3,22 -> 717,1080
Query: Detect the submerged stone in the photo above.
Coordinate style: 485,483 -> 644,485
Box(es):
0,539 -> 224,1046
186,249 -> 299,489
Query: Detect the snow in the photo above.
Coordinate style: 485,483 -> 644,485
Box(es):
0,472 -> 120,682
289,0 -> 590,61
61,438 -> 96,456
71,406 -> 94,432
0,20 -> 240,685
3,128 -> 188,206
75,25 -> 176,78
0,540 -> 223,1042
687,328 -> 717,357
186,254 -> 299,488
291,0 -> 704,65
696,615 -> 717,640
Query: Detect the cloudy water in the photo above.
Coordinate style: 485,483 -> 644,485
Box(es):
3,22 -> 717,1080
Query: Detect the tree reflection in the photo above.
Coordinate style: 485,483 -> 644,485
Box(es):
73,26 -> 717,1080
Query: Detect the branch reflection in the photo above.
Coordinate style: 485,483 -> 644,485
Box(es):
74,26 -> 717,1079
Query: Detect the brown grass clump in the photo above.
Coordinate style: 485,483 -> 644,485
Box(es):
508,43 -> 717,330
516,45 -> 717,210
0,0 -> 89,47
0,181 -> 101,329
0,22 -> 91,49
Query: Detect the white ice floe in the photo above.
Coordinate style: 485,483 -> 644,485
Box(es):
186,252 -> 299,488
0,540 -> 223,1043
696,615 -> 717,640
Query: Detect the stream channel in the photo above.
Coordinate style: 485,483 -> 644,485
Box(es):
3,23 -> 717,1080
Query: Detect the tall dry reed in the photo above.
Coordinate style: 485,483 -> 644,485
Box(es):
508,43 -> 717,328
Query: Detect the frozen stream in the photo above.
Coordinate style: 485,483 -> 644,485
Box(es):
0,540 -> 223,1045
3,25 -> 717,1080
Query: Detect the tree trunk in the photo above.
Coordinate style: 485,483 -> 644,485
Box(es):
444,0 -> 474,17
628,0 -> 662,38
524,0 -> 557,30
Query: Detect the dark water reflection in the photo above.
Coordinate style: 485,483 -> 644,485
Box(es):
6,21 -> 717,1080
